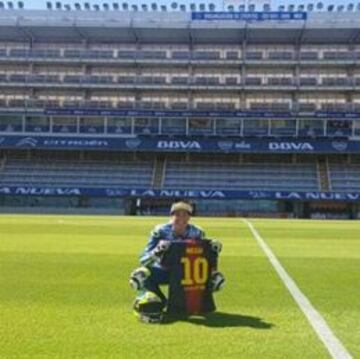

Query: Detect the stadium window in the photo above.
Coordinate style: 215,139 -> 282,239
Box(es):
17,1 -> 24,9
307,3 -> 314,11
263,3 -> 270,11
55,2 -> 61,10
299,119 -> 324,136
134,118 -> 159,135
271,119 -> 296,136
357,3 -> 360,11
25,116 -> 50,133
112,3 -> 119,10
278,5 -> 285,11
93,4 -> 100,11
0,2 -> 4,9
180,4 -> 186,11
328,4 -> 334,11
227,5 -> 234,12
74,2 -> 80,10
52,117 -> 77,134
298,4 -> 305,11
248,4 -> 255,11
288,4 -> 295,11
239,4 -> 245,11
216,119 -> 241,135
190,3 -> 196,11
337,4 -> 344,11
209,3 -> 215,11
199,3 -> 205,11
122,3 -> 128,10
0,115 -> 22,132
64,4 -> 71,10
348,3 -> 354,11
160,5 -> 167,11
84,2 -> 90,10
107,117 -> 132,134
79,117 -> 105,134
141,4 -> 148,11
7,1 -> 14,9
189,118 -> 214,135
161,118 -> 186,135
151,3 -> 157,11
171,2 -> 178,10
103,3 -> 109,10
131,4 -> 138,11
354,119 -> 360,136
316,2 -> 324,10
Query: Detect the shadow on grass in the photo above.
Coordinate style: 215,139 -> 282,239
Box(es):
162,311 -> 274,329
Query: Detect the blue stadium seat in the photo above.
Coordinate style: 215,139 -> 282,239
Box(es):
163,161 -> 320,192
0,160 -> 154,189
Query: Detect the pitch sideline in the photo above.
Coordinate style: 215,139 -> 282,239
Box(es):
243,219 -> 353,359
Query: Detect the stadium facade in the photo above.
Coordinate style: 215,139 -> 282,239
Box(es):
1,0 -> 360,218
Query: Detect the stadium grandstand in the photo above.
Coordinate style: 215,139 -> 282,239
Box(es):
0,0 -> 360,218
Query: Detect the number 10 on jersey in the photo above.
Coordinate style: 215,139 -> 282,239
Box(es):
180,257 -> 209,286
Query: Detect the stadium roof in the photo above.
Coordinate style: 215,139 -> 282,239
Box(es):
0,9 -> 360,44
2,0 -> 360,12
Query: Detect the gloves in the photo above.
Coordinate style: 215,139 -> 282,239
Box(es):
151,240 -> 171,261
210,240 -> 222,255
129,266 -> 151,290
210,271 -> 225,292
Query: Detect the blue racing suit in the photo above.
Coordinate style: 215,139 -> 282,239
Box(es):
138,222 -> 205,303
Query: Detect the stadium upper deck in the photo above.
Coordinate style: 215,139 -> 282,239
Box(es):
1,1 -> 360,216
1,0 -> 360,138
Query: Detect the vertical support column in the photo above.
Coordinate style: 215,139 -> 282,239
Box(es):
346,64 -> 354,113
130,19 -> 141,109
295,117 -> 300,137
22,114 -> 26,133
241,38 -> 247,110
293,41 -> 300,112
158,117 -> 162,135
131,117 -> 135,135
104,116 -> 108,135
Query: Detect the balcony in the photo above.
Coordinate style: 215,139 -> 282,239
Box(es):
320,78 -> 354,88
268,52 -> 294,60
2,71 -> 360,94
299,52 -> 318,60
2,47 -> 360,68
267,78 -> 293,86
323,52 -> 353,61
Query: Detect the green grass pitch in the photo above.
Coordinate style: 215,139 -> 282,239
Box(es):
0,215 -> 359,358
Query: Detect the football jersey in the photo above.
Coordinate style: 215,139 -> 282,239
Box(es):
161,239 -> 217,315
139,222 -> 205,268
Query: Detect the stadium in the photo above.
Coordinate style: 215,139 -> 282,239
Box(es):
0,1 -> 359,358
0,0 -> 360,218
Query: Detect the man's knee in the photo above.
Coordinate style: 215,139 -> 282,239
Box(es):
145,266 -> 169,286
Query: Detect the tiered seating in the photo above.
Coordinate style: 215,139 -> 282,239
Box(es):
0,159 -> 154,188
328,162 -> 360,191
163,161 -> 319,191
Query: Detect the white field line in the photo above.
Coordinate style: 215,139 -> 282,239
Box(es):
243,219 -> 353,359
